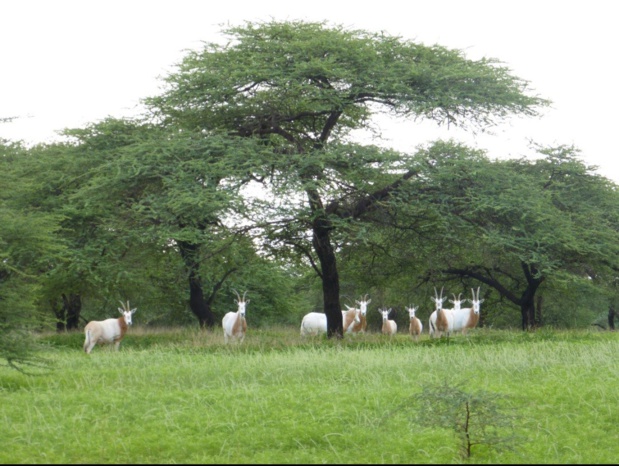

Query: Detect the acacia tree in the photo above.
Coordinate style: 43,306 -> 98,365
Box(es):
16,140 -> 109,331
145,20 -> 547,337
61,118 -> 274,328
401,142 -> 619,330
5,118 -> 301,330
7,122 -> 176,331
0,139 -> 64,369
336,142 -> 619,330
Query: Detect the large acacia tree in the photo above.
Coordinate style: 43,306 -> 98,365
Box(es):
356,141 -> 619,330
9,121 -> 192,332
60,118 -> 274,329
145,20 -> 548,337
441,144 -> 619,330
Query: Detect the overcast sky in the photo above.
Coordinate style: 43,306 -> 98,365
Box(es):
3,0 -> 617,182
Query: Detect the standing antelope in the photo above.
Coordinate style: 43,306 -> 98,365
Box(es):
223,290 -> 249,344
406,305 -> 423,341
349,295 -> 371,334
83,300 -> 136,354
428,287 -> 454,338
449,293 -> 464,314
451,287 -> 483,335
342,306 -> 362,333
300,312 -> 327,336
379,308 -> 397,336
300,308 -> 360,336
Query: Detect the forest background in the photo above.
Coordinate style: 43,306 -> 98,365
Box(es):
2,20 -> 619,369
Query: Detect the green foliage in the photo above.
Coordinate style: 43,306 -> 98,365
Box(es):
0,141 -> 61,370
2,20 -> 616,343
148,20 -> 547,137
143,20 -> 548,332
414,380 -> 521,458
336,140 -> 619,329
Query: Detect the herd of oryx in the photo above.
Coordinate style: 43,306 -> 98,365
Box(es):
300,287 -> 483,340
82,288 -> 483,353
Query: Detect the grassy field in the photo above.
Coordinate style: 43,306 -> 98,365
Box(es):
1,326 -> 618,464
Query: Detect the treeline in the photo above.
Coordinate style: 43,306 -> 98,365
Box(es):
2,21 -> 619,364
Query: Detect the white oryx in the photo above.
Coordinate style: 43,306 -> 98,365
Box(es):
406,305 -> 423,342
300,312 -> 328,336
83,300 -> 136,354
342,306 -> 362,334
348,295 -> 371,334
451,287 -> 483,335
223,290 -> 249,344
428,287 -> 454,338
449,293 -> 464,314
379,307 -> 397,336
300,307 -> 361,336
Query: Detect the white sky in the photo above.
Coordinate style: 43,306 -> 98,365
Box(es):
2,0 -> 618,182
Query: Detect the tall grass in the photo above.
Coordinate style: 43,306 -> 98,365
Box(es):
1,326 -> 618,463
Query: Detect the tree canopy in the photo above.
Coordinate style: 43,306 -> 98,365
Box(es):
3,19 -> 617,356
144,20 -> 549,337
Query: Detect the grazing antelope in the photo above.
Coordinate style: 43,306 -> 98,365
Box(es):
407,305 -> 423,341
83,300 -> 136,354
223,290 -> 249,344
428,287 -> 454,338
379,307 -> 397,336
451,287 -> 483,335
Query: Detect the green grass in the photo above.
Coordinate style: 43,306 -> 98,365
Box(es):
1,326 -> 618,463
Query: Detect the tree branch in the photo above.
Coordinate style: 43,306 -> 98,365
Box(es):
441,266 -> 521,305
327,167 -> 421,219
206,267 -> 238,306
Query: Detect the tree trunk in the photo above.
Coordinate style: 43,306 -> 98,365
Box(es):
64,293 -> 81,330
52,293 -> 82,332
535,294 -> 544,327
308,186 -> 343,338
442,262 -> 544,332
51,299 -> 64,332
178,240 -> 215,329
312,221 -> 344,338
520,300 -> 536,331
609,306 -> 616,331
519,263 -> 543,331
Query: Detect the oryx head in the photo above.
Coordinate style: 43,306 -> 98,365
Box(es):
118,300 -> 137,325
